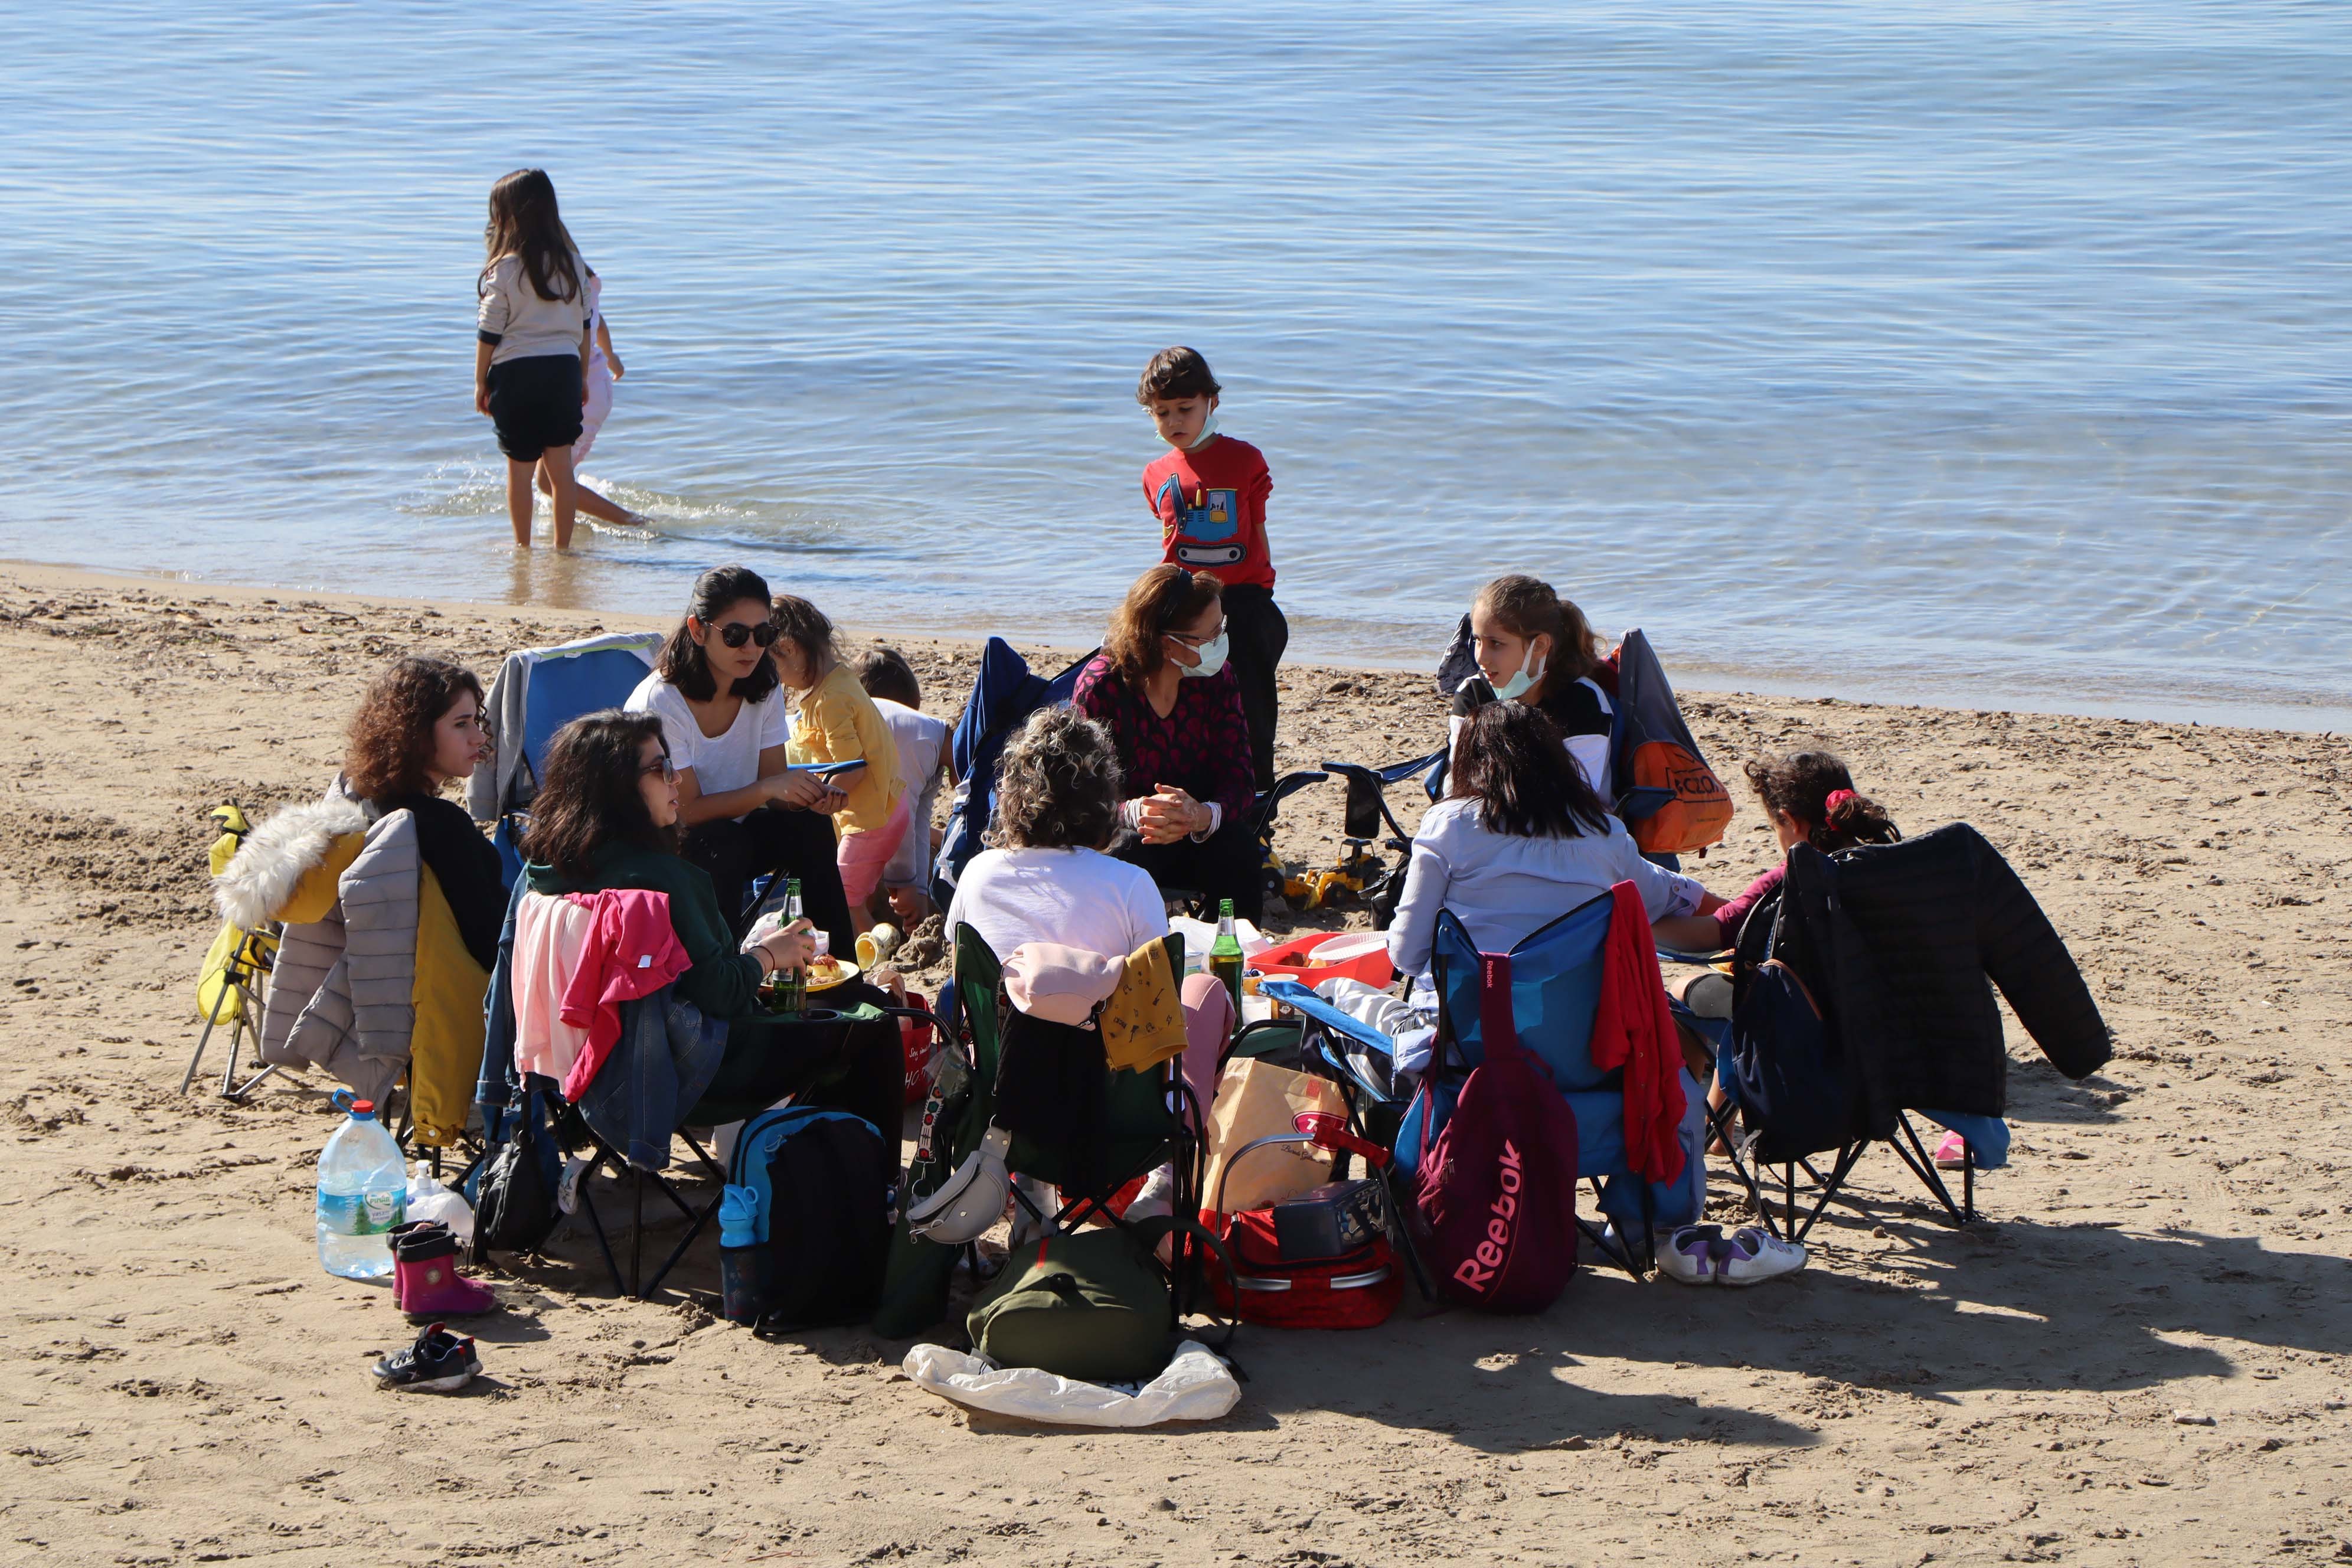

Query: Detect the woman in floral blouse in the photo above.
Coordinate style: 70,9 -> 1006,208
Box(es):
1070,565 -> 1263,922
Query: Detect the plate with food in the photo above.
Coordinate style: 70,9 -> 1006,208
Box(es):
804,955 -> 860,992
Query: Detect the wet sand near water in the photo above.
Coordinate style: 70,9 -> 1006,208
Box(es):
2,560 -> 2348,1567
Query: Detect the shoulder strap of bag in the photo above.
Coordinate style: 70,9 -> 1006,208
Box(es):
1129,1213 -> 1241,1350
1476,950 -> 1528,1070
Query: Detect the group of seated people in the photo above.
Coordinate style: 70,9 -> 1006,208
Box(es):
240,553 -> 1915,1233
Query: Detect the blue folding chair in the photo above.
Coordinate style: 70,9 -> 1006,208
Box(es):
930,638 -> 1095,909
1265,891 -> 1707,1282
466,631 -> 664,883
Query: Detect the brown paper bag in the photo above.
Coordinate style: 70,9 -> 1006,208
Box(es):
1201,1057 -> 1348,1214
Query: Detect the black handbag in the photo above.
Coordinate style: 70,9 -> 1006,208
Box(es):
472,1082 -> 563,1259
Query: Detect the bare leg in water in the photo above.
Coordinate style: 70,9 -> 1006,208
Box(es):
537,459 -> 643,527
512,445 -> 580,549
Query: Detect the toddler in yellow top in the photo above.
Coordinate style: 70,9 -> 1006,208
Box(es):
771,594 -> 910,916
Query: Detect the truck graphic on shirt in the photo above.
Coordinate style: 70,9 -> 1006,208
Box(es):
1155,475 -> 1246,569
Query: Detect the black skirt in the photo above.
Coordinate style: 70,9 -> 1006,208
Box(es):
485,352 -> 584,460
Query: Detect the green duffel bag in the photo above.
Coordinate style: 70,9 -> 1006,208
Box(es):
968,1216 -> 1231,1384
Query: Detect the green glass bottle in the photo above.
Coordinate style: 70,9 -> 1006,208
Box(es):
773,877 -> 806,1015
1207,898 -> 1247,1010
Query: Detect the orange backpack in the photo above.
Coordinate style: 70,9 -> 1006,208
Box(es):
1609,630 -> 1733,856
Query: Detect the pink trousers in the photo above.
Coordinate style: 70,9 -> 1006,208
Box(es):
837,793 -> 914,911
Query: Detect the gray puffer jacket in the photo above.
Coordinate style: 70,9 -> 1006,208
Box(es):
214,786 -> 422,1103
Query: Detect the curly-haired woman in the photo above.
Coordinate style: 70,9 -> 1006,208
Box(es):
942,704 -> 1168,961
213,656 -> 505,1145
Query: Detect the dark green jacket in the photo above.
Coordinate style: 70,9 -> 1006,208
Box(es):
525,841 -> 764,1021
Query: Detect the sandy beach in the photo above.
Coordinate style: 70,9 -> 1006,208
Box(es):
3,558 -> 2348,1567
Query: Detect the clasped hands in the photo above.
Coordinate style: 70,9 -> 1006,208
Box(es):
1134,782 -> 1213,846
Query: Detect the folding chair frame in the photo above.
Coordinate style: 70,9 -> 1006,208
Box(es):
181,923 -> 282,1102
1707,1097 -> 1977,1243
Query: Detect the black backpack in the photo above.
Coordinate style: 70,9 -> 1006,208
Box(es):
720,1106 -> 896,1331
1726,890 -> 1854,1164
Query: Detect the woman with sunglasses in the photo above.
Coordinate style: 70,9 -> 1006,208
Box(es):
1070,564 -> 1263,922
625,565 -> 856,951
517,710 -> 903,1136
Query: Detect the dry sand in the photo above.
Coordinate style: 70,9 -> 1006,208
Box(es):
2,559 -> 2348,1567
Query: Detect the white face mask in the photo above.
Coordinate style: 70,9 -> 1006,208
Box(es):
1185,407 -> 1220,450
1492,641 -> 1546,701
1176,629 -> 1230,680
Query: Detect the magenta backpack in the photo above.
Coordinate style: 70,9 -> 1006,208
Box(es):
1413,951 -> 1581,1313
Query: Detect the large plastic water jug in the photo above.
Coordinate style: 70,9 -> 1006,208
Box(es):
316,1095 -> 407,1279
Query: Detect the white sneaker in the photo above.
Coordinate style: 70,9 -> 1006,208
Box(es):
1714,1226 -> 1807,1286
1658,1224 -> 1724,1285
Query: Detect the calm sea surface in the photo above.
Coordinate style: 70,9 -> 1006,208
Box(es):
4,3 -> 2348,727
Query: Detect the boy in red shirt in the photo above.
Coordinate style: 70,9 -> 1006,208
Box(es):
1137,346 -> 1287,791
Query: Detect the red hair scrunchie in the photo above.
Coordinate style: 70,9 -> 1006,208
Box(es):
1822,788 -> 1858,818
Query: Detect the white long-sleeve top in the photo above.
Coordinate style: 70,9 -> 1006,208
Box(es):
476,251 -> 592,365
1385,797 -> 1704,976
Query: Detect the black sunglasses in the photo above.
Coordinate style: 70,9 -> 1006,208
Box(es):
714,621 -> 781,649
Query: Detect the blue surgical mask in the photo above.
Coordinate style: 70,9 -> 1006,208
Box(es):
1179,630 -> 1230,679
1492,643 -> 1545,701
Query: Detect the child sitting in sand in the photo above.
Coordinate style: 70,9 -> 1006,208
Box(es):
1648,751 -> 1905,1152
771,596 -> 909,923
1138,346 -> 1287,792
1449,574 -> 1617,800
852,645 -> 958,925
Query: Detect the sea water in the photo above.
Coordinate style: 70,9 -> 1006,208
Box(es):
1,2 -> 2346,727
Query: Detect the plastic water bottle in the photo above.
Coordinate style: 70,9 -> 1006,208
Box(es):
315,1097 -> 406,1279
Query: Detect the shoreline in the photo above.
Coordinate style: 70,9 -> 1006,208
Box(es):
4,559 -> 2349,1563
15,554 -> 2346,739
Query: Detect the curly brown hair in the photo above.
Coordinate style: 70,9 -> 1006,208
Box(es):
1742,750 -> 1901,852
344,657 -> 485,803
987,706 -> 1123,852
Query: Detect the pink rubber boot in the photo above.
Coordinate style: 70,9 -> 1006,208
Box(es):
393,1224 -> 498,1317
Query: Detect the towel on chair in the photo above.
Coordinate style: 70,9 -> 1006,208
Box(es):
1101,937 -> 1187,1073
1590,880 -> 1688,1185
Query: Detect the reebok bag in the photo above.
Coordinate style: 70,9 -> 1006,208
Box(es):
1413,952 -> 1581,1314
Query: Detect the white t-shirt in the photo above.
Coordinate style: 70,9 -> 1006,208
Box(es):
624,671 -> 792,819
943,847 -> 1169,962
873,698 -> 952,890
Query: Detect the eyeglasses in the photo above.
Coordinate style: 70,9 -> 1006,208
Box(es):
716,621 -> 781,649
641,755 -> 677,782
1164,620 -> 1226,649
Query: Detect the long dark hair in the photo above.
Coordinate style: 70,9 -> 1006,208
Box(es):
479,168 -> 582,305
1105,564 -> 1222,686
1449,701 -> 1611,839
521,710 -> 674,877
656,565 -> 782,704
1743,751 -> 1901,853
344,657 -> 485,803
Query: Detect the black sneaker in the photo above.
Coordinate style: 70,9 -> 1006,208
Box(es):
371,1322 -> 481,1393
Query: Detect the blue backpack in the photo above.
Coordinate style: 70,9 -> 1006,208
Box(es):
718,1105 -> 897,1329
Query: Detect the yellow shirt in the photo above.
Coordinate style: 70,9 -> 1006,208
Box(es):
787,664 -> 903,836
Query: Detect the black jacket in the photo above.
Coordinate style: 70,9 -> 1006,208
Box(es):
1782,823 -> 2109,1136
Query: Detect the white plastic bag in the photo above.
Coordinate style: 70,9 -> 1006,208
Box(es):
404,1168 -> 475,1243
740,910 -> 789,955
900,1340 -> 1240,1427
